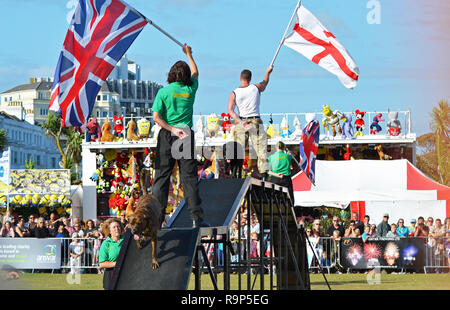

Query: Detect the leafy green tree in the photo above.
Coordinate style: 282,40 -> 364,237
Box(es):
42,111 -> 84,171
0,128 -> 7,152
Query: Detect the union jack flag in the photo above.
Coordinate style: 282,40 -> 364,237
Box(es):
49,0 -> 148,127
299,119 -> 320,185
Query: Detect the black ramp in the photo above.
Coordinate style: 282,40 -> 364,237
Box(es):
167,178 -> 248,228
111,228 -> 200,290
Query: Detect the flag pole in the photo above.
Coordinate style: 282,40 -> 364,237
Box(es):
118,0 -> 184,47
270,0 -> 302,67
146,19 -> 184,48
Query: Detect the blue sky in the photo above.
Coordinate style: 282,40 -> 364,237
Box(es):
0,0 -> 448,135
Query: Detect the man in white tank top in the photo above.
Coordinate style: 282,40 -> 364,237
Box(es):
228,66 -> 273,178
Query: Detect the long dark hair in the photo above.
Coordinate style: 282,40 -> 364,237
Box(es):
167,61 -> 192,86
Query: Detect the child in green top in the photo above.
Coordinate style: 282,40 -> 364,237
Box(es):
268,141 -> 295,206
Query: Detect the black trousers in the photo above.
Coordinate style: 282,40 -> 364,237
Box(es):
152,128 -> 203,225
268,175 -> 295,206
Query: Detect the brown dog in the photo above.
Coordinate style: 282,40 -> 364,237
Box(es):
374,144 -> 392,160
126,194 -> 161,269
101,119 -> 115,142
126,117 -> 139,141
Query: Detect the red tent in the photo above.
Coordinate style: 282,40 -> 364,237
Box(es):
292,160 -> 450,224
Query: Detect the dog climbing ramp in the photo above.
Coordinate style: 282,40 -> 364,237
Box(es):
110,228 -> 200,290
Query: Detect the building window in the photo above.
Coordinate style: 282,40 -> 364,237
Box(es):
37,155 -> 40,166
40,108 -> 48,116
97,95 -> 101,101
102,111 -> 108,117
52,158 -> 56,168
103,94 -> 108,101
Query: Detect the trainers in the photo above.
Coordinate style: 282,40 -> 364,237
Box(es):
193,220 -> 211,228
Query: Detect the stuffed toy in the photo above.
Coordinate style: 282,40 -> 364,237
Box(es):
126,116 -> 139,142
354,109 -> 366,137
374,144 -> 392,160
370,113 -> 384,135
289,115 -> 302,140
386,111 -> 401,136
341,113 -> 354,139
86,117 -> 101,142
321,105 -> 346,137
206,113 -> 220,138
140,148 -> 153,195
220,113 -> 232,139
137,117 -> 151,141
343,145 -> 354,160
113,115 -> 125,141
151,123 -> 161,141
101,118 -> 115,142
266,114 -> 280,139
280,115 -> 291,138
195,116 -> 205,141
115,151 -> 129,168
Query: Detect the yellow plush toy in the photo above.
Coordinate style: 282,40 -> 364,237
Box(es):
206,113 -> 220,138
137,117 -> 151,141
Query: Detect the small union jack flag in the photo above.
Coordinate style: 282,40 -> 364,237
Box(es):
299,119 -> 320,185
49,0 -> 148,127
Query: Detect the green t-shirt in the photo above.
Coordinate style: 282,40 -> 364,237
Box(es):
151,77 -> 199,128
99,236 -> 124,263
268,151 -> 292,177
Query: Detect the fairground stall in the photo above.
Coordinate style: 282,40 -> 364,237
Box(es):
81,109 -> 417,220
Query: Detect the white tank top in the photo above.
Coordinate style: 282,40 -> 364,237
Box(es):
233,85 -> 260,118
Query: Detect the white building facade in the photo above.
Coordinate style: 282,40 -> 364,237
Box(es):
0,111 -> 60,169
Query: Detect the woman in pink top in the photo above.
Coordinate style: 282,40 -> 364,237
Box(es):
1,221 -> 15,237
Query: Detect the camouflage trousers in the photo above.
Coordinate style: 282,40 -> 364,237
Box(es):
233,117 -> 269,174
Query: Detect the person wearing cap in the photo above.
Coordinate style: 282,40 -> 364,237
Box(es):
407,219 -> 417,236
377,213 -> 391,237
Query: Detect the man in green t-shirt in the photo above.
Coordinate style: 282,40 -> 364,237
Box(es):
268,141 -> 295,206
152,44 -> 209,228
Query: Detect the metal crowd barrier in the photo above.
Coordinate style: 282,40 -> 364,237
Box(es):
58,237 -> 104,273
303,235 -> 449,274
23,234 -> 448,274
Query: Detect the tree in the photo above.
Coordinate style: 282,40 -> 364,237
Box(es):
430,100 -> 449,184
0,129 -> 7,152
25,157 -> 36,169
42,111 -> 84,171
416,100 -> 450,186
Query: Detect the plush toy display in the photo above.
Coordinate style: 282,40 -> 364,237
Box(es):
370,113 -> 384,135
195,117 -> 205,141
341,113 -> 354,139
386,111 -> 401,136
113,115 -> 125,141
86,117 -> 101,142
343,145 -> 354,160
280,115 -> 290,138
375,144 -> 392,160
140,148 -> 153,195
266,115 -> 280,139
151,123 -> 161,141
126,116 -> 139,142
101,118 -> 115,142
220,113 -> 232,139
321,105 -> 346,137
289,115 -> 302,140
354,109 -> 366,137
137,117 -> 151,141
206,113 -> 220,138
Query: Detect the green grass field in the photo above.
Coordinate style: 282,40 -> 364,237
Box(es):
3,272 -> 450,290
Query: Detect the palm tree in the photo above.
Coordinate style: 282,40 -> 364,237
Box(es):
429,100 -> 449,184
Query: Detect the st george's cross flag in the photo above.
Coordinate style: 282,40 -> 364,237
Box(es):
283,5 -> 359,89
299,118 -> 320,185
49,0 -> 148,127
